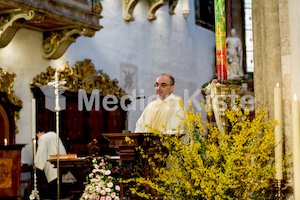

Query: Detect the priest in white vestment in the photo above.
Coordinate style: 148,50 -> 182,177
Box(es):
34,130 -> 67,183
135,74 -> 187,136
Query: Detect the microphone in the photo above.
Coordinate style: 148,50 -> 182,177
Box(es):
122,96 -> 145,133
136,96 -> 146,99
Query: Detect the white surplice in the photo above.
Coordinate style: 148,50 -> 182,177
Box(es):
34,131 -> 67,183
135,93 -> 187,135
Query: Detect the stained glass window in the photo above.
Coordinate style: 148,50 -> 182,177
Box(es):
244,0 -> 254,72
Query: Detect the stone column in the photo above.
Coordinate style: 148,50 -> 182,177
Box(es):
253,0 -> 293,198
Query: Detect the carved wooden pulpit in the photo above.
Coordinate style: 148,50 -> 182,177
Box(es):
103,132 -> 163,199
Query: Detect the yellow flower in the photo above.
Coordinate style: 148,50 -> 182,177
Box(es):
120,101 -> 291,199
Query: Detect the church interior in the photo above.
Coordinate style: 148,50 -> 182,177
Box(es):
1,0 -> 300,199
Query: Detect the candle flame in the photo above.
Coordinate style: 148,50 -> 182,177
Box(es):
276,82 -> 280,87
295,93 -> 297,101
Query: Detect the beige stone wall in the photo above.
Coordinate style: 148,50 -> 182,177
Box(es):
253,0 -> 294,198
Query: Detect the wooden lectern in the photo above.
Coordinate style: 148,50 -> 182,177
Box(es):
48,132 -> 164,199
0,144 -> 25,199
103,132 -> 162,199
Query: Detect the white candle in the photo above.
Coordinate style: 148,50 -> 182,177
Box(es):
32,99 -> 36,139
4,138 -> 7,146
292,94 -> 300,200
274,83 -> 283,179
182,0 -> 190,18
33,139 -> 36,158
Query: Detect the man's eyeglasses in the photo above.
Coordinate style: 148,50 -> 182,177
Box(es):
154,83 -> 173,88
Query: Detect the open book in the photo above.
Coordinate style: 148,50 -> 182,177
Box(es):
49,153 -> 78,159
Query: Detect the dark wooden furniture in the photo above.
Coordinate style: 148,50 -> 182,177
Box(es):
20,164 -> 33,200
30,60 -> 129,157
48,156 -> 118,199
0,144 -> 25,199
32,87 -> 127,157
103,132 -> 162,199
31,60 -> 130,198
48,133 -> 164,199
0,68 -> 24,199
48,158 -> 93,199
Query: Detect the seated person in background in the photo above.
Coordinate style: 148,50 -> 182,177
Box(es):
34,129 -> 67,199
135,74 -> 187,137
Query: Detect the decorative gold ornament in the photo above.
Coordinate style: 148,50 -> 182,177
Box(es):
123,0 -> 179,21
0,68 -> 23,108
124,0 -> 140,21
0,67 -> 23,135
42,27 -> 97,59
30,59 -> 127,99
92,0 -> 103,14
168,0 -> 178,15
148,0 -> 164,21
0,1 -> 102,60
0,10 -> 43,48
203,83 -> 241,135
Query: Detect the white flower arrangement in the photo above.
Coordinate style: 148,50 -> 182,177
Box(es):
80,157 -> 120,200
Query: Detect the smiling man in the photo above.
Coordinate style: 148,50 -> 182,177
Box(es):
135,74 -> 187,135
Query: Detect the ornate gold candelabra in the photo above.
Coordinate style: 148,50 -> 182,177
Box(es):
273,179 -> 288,199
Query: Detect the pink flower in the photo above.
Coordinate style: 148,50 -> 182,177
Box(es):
98,182 -> 103,187
111,192 -> 116,198
96,187 -> 101,193
105,170 -> 111,175
105,187 -> 111,193
95,196 -> 100,200
100,190 -> 106,195
91,178 -> 97,182
96,174 -> 100,178
100,169 -> 105,173
115,185 -> 120,191
106,197 -> 112,200
92,169 -> 97,173
84,194 -> 89,199
115,197 -> 120,200
107,182 -> 113,188
212,79 -> 218,84
99,162 -> 105,166
89,195 -> 94,200
89,173 -> 93,178
100,197 -> 105,200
